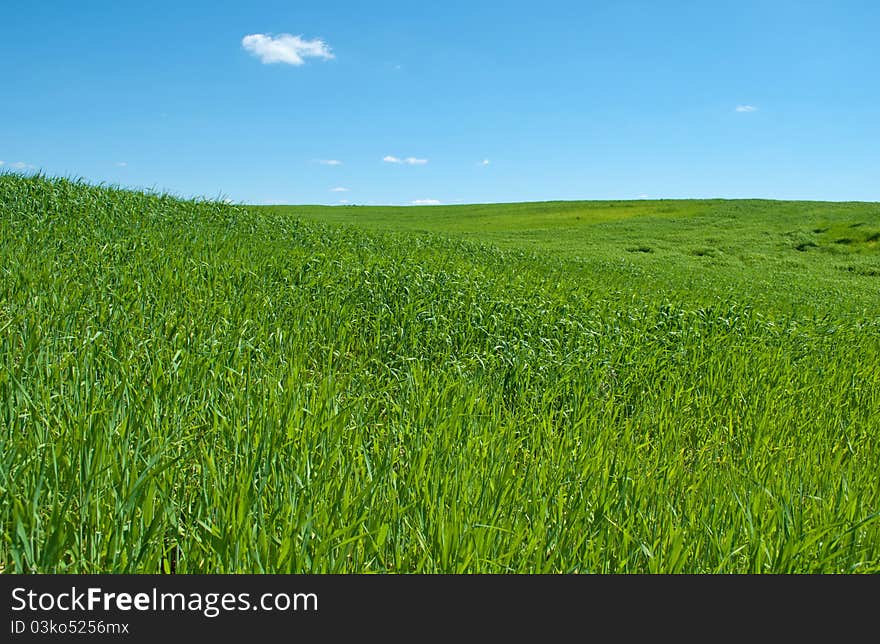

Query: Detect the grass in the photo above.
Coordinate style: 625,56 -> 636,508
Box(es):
261,199 -> 880,316
2,172 -> 879,573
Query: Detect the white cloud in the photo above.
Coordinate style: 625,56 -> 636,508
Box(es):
411,199 -> 441,205
481,159 -> 490,166
638,194 -> 649,199
242,33 -> 334,66
116,162 -> 128,167
318,159 -> 342,165
4,161 -> 35,170
338,199 -> 350,204
330,186 -> 349,192
735,105 -> 758,113
384,155 -> 428,165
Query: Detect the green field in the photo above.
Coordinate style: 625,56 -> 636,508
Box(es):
262,199 -> 880,317
2,173 -> 879,573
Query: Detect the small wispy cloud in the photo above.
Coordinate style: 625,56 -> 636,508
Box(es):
242,33 -> 334,66
330,186 -> 349,192
384,155 -> 428,165
735,105 -> 758,113
116,161 -> 128,167
481,159 -> 491,166
1,161 -> 35,170
318,159 -> 342,165
411,199 -> 441,205
338,199 -> 350,204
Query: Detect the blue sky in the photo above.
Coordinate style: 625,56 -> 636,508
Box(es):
2,0 -> 878,204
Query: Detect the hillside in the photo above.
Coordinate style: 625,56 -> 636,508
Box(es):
261,199 -> 880,317
2,173 -> 879,572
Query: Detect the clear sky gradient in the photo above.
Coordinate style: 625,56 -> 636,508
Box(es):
2,1 -> 878,204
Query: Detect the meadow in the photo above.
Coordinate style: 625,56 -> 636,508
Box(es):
2,172 -> 879,572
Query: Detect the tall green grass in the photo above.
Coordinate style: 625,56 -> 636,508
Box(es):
2,173 -> 879,572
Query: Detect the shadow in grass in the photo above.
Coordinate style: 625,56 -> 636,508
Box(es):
841,265 -> 880,277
